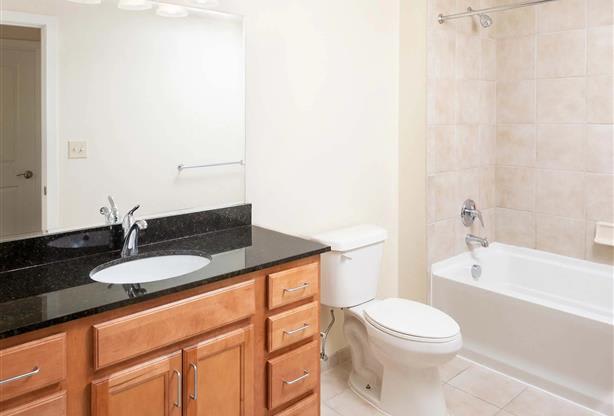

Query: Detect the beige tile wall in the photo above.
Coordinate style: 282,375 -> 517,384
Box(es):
427,0 -> 497,265
427,0 -> 614,266
494,0 -> 613,264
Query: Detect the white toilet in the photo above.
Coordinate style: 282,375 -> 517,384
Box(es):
313,225 -> 462,416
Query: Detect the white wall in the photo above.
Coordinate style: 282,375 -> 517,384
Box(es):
221,0 -> 402,354
399,0 -> 428,302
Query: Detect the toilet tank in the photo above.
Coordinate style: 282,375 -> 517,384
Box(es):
312,225 -> 387,308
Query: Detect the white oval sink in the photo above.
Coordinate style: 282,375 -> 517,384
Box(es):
90,252 -> 211,284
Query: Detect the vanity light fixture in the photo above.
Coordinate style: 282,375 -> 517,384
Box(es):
118,0 -> 153,10
188,0 -> 219,6
156,3 -> 189,17
67,0 -> 102,4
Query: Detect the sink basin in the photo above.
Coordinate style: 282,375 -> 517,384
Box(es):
90,251 -> 211,284
49,230 -> 112,249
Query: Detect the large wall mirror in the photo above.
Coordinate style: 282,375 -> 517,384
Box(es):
0,0 -> 245,241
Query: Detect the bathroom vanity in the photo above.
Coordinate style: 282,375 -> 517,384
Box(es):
0,206 -> 329,416
0,2 -> 331,414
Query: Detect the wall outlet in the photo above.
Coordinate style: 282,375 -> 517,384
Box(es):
68,141 -> 87,159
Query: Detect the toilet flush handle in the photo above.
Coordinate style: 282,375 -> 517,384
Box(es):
341,254 -> 353,260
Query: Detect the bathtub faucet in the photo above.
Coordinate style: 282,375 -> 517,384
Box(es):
466,234 -> 489,248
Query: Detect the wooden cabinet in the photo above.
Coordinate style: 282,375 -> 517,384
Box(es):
0,333 -> 66,402
93,281 -> 255,369
267,342 -> 319,410
267,302 -> 318,353
183,326 -> 253,416
274,395 -> 318,416
267,263 -> 319,309
91,351 -> 182,416
0,391 -> 66,416
0,256 -> 321,416
92,326 -> 254,416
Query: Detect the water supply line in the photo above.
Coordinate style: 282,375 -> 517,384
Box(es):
320,309 -> 336,361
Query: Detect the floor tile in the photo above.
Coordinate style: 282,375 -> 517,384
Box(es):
444,384 -> 500,416
440,356 -> 472,382
321,404 -> 343,416
326,389 -> 385,416
504,388 -> 598,416
448,365 -> 526,408
496,411 -> 515,416
321,366 -> 351,401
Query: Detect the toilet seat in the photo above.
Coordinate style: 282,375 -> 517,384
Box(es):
364,298 -> 460,343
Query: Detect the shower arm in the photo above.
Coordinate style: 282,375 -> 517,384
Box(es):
437,0 -> 556,24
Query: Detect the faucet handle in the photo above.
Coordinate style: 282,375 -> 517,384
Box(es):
100,195 -> 121,224
134,219 -> 148,230
474,209 -> 484,227
461,199 -> 484,228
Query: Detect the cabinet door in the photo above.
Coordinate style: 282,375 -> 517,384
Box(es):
91,351 -> 182,416
183,325 -> 254,416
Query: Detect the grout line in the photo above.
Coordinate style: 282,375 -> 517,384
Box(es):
499,386 -> 528,410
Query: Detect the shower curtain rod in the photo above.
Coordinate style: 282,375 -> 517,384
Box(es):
437,0 -> 556,24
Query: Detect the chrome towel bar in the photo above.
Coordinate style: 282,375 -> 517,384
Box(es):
177,160 -> 245,172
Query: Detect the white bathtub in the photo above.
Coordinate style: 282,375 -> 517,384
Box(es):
431,243 -> 614,415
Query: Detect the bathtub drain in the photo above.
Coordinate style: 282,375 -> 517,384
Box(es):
471,264 -> 482,279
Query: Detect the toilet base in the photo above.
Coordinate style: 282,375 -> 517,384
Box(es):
348,370 -> 390,415
347,368 -> 450,416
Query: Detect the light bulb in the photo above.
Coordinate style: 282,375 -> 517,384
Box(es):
118,0 -> 152,10
67,0 -> 102,4
156,4 -> 189,17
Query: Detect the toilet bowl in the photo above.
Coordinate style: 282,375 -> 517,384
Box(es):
312,225 -> 462,416
345,298 -> 461,416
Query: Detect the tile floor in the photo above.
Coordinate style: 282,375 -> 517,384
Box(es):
321,356 -> 599,416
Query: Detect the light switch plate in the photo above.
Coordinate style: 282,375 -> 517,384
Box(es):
68,141 -> 87,159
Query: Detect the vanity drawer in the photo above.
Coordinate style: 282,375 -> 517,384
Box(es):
93,280 -> 255,369
268,301 -> 319,352
267,341 -> 319,410
268,262 -> 319,309
0,391 -> 66,416
0,334 -> 66,402
274,394 -> 318,416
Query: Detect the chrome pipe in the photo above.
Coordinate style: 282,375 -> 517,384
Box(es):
438,0 -> 557,23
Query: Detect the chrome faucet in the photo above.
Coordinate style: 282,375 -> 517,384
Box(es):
466,234 -> 489,248
121,205 -> 147,257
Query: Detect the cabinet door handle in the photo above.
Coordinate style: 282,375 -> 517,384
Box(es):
172,370 -> 182,408
189,363 -> 198,400
283,323 -> 310,336
0,367 -> 40,385
283,370 -> 310,385
283,283 -> 309,293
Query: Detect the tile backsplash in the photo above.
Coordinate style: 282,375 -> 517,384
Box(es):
427,0 -> 613,265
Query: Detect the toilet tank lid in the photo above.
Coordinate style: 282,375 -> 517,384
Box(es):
311,225 -> 387,252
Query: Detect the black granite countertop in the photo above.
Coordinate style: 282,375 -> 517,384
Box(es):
0,225 -> 329,339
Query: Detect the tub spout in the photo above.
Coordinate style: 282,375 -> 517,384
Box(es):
466,234 -> 489,248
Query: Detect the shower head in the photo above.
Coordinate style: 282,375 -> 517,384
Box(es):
479,13 -> 493,27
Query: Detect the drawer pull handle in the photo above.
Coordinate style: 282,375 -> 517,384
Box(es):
283,370 -> 310,385
0,367 -> 40,385
283,283 -> 309,293
173,370 -> 182,408
283,324 -> 310,336
189,363 -> 198,400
